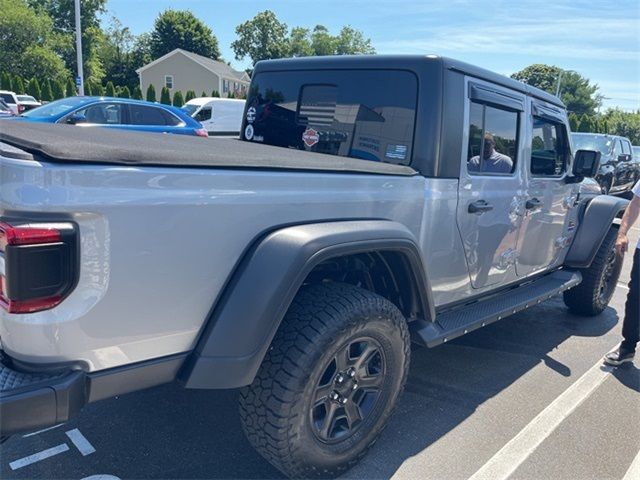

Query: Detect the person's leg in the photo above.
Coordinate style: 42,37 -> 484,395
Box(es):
620,249 -> 639,352
605,249 -> 639,365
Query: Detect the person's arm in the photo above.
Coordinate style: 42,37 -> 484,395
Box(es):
616,194 -> 640,255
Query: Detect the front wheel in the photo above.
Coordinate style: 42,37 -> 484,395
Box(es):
564,227 -> 623,316
239,282 -> 410,478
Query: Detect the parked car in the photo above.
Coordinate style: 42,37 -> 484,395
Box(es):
632,146 -> 640,183
0,99 -> 14,117
0,55 -> 626,478
572,132 -> 636,194
181,97 -> 245,135
15,95 -> 41,112
0,90 -> 21,115
6,96 -> 208,137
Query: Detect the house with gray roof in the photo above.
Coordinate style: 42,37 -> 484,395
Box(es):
136,48 -> 250,98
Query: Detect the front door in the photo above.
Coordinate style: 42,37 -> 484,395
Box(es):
456,83 -> 525,289
516,104 -> 575,277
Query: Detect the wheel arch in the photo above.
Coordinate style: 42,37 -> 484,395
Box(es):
564,195 -> 628,269
180,220 -> 434,389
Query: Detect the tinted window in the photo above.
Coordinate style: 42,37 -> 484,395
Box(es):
467,102 -> 517,174
531,117 -> 567,176
128,104 -> 179,125
76,103 -> 123,124
0,93 -> 14,103
244,70 -> 418,165
194,107 -> 212,122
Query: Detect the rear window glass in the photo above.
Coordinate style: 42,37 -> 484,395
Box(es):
1,93 -> 15,103
129,104 -> 180,126
243,70 -> 418,165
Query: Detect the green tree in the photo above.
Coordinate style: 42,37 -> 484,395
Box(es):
511,64 -> 600,116
41,79 -> 53,101
146,84 -> 157,102
231,10 -> 289,65
289,27 -> 313,57
160,86 -> 171,105
118,86 -> 131,98
601,109 -> 640,144
310,25 -> 336,56
172,90 -> 184,107
228,91 -> 235,99
65,77 -> 76,96
13,75 -> 25,94
578,114 -> 592,132
132,85 -> 143,100
51,79 -> 65,99
26,77 -> 41,100
105,81 -> 116,97
91,81 -> 105,96
1,72 -> 12,90
201,91 -> 207,97
21,45 -> 68,81
568,113 -> 579,132
211,89 -> 220,97
185,90 -> 196,102
334,26 -> 375,54
150,9 -> 220,59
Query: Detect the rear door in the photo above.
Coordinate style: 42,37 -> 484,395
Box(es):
125,104 -> 184,133
456,81 -> 525,289
516,101 -> 574,277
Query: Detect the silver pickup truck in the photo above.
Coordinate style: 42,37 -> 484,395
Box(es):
0,55 -> 628,478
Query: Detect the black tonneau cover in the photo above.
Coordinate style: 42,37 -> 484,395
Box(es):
0,122 -> 417,176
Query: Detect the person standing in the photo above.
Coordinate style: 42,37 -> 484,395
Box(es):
605,180 -> 640,365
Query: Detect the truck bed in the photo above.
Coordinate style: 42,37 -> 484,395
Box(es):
0,122 -> 416,176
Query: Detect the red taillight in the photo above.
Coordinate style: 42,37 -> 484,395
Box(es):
17,104 -> 25,113
0,221 -> 77,314
195,128 -> 209,138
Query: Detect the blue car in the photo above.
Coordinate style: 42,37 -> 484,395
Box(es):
7,96 -> 208,137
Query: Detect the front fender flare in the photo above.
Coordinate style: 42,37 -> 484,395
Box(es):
181,220 -> 433,389
564,195 -> 628,269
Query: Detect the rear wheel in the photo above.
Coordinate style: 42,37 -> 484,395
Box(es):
564,227 -> 622,316
239,282 -> 410,478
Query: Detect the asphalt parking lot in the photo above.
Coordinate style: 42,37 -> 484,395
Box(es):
1,226 -> 639,480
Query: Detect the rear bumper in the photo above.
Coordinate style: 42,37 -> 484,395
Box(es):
0,352 -> 186,436
0,362 -> 86,435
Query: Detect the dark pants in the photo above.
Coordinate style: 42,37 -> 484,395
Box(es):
621,249 -> 640,353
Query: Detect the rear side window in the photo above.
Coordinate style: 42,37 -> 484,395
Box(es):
243,70 -> 418,165
530,117 -> 568,176
467,102 -> 518,175
0,93 -> 15,103
128,105 -> 180,126
621,140 -> 631,155
195,107 -> 212,122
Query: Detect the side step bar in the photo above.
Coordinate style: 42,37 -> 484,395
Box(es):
411,270 -> 582,347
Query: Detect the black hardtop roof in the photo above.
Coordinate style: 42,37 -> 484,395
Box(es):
254,54 -> 565,108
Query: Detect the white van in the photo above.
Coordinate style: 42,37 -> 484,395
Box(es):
181,98 -> 245,135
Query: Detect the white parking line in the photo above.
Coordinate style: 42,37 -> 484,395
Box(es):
623,448 -> 640,480
468,355 -> 615,480
66,428 -> 96,456
9,444 -> 69,470
21,423 -> 64,438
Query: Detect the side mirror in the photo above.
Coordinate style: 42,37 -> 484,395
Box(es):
66,113 -> 87,125
570,149 -> 601,182
617,153 -> 631,162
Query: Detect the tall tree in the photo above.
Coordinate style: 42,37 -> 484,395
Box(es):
231,10 -> 289,65
335,26 -> 375,55
26,77 -> 41,99
289,27 -> 313,57
118,86 -> 131,98
150,9 -> 220,59
132,85 -> 143,100
13,75 -> 25,94
511,64 -> 600,116
185,90 -> 196,102
146,84 -> 157,102
41,79 -> 53,101
172,90 -> 184,107
105,81 -> 116,97
310,25 -> 336,56
51,79 -> 65,99
160,86 -> 171,105
65,77 -> 76,97
1,72 -> 12,90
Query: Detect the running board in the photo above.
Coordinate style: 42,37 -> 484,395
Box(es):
410,270 -> 582,347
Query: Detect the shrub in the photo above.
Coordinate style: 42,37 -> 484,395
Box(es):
146,84 -> 156,102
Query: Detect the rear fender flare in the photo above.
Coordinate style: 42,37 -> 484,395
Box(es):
181,220 -> 433,389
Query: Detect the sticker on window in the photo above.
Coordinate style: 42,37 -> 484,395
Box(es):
244,124 -> 254,140
246,106 -> 256,124
302,127 -> 319,147
385,144 -> 408,160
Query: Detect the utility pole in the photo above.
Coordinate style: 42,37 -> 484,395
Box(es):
74,0 -> 84,95
554,70 -> 564,98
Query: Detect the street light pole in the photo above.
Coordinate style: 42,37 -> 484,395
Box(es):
74,0 -> 84,95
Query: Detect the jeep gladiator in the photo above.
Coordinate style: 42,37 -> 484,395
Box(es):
0,55 -> 628,478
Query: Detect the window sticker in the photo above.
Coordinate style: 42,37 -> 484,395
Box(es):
244,124 -> 254,140
302,127 -> 320,147
246,106 -> 256,124
385,144 -> 408,160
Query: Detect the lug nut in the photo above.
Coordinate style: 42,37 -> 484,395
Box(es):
341,397 -> 348,405
352,383 -> 358,390
348,369 -> 356,378
330,391 -> 339,401
336,374 -> 345,384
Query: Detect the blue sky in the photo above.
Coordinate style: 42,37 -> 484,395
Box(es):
104,0 -> 639,111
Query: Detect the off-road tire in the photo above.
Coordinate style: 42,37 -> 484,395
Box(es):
239,282 -> 410,479
564,227 -> 622,316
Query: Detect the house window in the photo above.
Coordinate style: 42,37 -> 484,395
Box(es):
223,79 -> 229,93
165,75 -> 173,89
